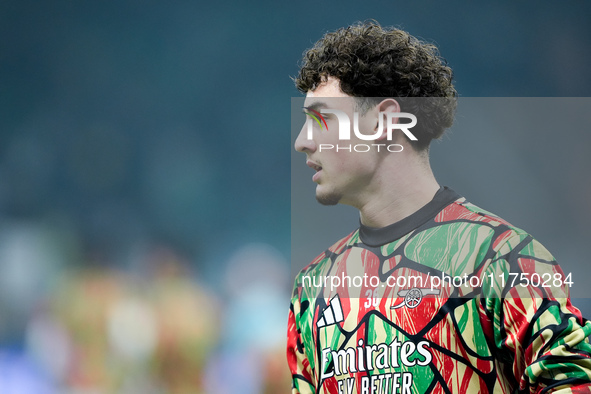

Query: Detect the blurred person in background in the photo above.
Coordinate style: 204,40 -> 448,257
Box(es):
26,245 -> 220,393
205,243 -> 292,394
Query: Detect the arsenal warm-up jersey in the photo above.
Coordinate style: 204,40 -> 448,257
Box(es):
287,187 -> 591,394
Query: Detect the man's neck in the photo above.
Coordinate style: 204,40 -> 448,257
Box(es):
357,157 -> 440,228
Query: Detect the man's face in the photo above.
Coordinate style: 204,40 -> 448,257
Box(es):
294,77 -> 381,207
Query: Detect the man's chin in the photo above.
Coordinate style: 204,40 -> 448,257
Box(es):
315,191 -> 341,206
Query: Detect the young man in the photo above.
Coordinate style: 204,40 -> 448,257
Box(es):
287,22 -> 591,393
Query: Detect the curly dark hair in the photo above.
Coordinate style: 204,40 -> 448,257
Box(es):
295,21 -> 457,150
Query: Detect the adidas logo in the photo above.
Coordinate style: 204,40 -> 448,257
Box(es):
317,295 -> 344,328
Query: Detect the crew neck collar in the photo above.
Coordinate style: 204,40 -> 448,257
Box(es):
359,187 -> 461,247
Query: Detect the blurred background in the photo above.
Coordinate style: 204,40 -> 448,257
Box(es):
1,1 -> 590,393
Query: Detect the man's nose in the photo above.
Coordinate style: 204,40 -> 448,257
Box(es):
294,124 -> 316,153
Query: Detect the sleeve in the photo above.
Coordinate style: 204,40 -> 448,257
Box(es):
481,233 -> 591,393
287,290 -> 316,394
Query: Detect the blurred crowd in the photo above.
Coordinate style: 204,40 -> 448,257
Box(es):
0,222 -> 291,394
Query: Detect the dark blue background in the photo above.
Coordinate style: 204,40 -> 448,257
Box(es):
1,0 -> 590,334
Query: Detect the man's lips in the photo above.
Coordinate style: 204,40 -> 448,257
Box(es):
306,160 -> 322,172
306,160 -> 323,182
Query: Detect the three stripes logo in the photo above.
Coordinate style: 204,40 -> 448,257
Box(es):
317,295 -> 344,328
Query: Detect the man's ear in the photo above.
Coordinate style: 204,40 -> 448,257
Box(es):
374,99 -> 401,142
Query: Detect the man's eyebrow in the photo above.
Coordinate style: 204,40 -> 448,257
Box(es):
303,102 -> 328,113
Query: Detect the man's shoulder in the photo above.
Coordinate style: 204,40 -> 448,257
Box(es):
445,196 -> 534,233
443,198 -> 554,266
438,197 -> 513,228
295,229 -> 359,278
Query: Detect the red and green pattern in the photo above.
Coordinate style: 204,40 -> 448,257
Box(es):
287,197 -> 591,393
